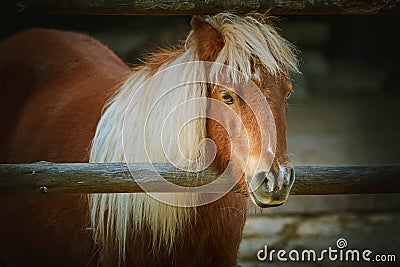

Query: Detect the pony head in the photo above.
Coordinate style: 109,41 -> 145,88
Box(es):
190,13 -> 298,207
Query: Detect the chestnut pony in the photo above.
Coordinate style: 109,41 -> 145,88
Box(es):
0,13 -> 298,266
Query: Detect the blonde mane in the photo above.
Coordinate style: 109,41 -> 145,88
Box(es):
89,12 -> 298,261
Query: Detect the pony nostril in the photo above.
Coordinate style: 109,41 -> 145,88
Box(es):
262,176 -> 275,192
252,166 -> 294,193
250,171 -> 273,192
287,166 -> 295,189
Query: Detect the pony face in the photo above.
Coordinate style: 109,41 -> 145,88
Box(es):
206,72 -> 295,207
191,14 -> 297,207
246,70 -> 295,207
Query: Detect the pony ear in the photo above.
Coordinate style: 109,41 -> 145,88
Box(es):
190,15 -> 207,31
190,16 -> 224,61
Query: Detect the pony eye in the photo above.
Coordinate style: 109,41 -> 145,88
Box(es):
220,90 -> 235,105
286,92 -> 292,99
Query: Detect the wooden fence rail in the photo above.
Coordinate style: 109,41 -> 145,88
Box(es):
2,0 -> 399,15
0,162 -> 399,195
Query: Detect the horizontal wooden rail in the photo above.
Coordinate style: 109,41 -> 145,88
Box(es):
0,162 -> 399,195
2,0 -> 399,15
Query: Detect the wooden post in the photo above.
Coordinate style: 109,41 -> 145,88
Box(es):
0,162 -> 399,195
2,0 -> 399,15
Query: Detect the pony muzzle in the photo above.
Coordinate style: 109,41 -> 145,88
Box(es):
248,165 -> 295,208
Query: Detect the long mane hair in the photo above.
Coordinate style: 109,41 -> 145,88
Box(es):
89,12 -> 298,260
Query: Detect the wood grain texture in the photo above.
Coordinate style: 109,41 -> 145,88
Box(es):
0,162 -> 399,195
2,0 -> 399,15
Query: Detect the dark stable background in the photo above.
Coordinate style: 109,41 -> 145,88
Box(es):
1,13 -> 400,266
